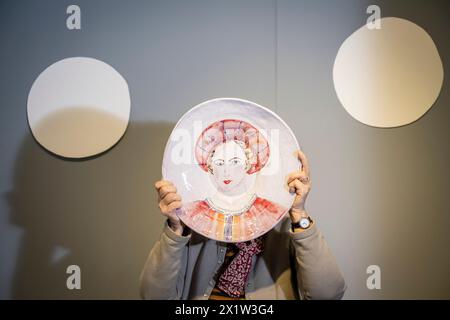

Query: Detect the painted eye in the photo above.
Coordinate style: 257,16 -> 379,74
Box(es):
213,159 -> 224,166
230,158 -> 242,165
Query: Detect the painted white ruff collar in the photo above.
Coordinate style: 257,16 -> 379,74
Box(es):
206,192 -> 257,215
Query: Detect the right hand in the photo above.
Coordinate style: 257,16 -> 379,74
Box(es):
154,180 -> 184,235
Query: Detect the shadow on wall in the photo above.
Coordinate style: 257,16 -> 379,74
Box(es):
6,115 -> 175,299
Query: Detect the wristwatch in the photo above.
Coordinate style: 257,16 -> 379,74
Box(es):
291,216 -> 313,232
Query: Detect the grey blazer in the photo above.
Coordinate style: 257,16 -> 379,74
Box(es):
139,217 -> 346,300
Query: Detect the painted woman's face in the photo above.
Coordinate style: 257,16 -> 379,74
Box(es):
209,141 -> 248,192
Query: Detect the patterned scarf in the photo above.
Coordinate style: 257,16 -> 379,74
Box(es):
217,237 -> 264,297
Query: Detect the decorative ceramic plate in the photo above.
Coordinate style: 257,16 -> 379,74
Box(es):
162,98 -> 300,242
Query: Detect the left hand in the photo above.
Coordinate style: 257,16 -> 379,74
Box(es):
287,149 -> 312,222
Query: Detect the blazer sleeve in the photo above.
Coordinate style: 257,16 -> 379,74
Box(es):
289,222 -> 347,300
139,219 -> 191,299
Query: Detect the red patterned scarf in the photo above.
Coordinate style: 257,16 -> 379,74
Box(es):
217,237 -> 264,297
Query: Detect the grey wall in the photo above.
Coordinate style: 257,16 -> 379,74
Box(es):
0,0 -> 449,299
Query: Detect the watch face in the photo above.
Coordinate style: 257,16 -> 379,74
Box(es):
300,218 -> 310,229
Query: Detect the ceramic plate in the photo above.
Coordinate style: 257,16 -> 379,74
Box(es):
162,98 -> 300,242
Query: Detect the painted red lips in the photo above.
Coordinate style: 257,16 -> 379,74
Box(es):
223,180 -> 232,185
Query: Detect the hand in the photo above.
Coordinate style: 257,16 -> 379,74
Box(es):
154,180 -> 184,235
287,149 -> 312,223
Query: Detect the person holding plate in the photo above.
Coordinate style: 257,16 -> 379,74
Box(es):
140,142 -> 346,299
